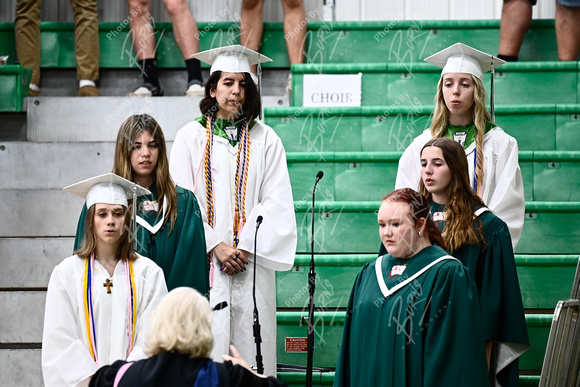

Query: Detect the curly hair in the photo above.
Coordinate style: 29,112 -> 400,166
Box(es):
145,287 -> 213,358
419,138 -> 486,252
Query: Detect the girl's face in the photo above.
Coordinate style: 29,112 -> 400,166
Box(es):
442,73 -> 475,125
378,200 -> 421,259
130,130 -> 159,183
210,72 -> 246,120
93,204 -> 126,247
421,146 -> 452,203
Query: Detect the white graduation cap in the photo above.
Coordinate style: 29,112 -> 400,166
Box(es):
192,44 -> 272,119
64,173 -> 150,208
65,173 -> 151,247
424,42 -> 506,121
192,44 -> 272,75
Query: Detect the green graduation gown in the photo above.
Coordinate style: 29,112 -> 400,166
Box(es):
430,202 -> 530,386
74,185 -> 209,294
335,245 -> 488,387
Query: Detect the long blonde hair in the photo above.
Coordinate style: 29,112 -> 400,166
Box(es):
145,287 -> 213,358
419,138 -> 486,252
74,204 -> 137,260
430,74 -> 490,193
113,114 -> 178,233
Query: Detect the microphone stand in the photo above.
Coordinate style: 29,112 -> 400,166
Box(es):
253,215 -> 264,374
305,171 -> 323,387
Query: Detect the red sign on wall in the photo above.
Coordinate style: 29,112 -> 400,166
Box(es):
285,337 -> 308,353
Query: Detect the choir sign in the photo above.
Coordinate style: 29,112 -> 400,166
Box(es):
303,73 -> 362,108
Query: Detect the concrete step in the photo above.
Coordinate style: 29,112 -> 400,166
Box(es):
0,349 -> 42,387
0,238 -> 71,288
0,142 -> 115,189
1,190 -> 84,237
24,96 -> 289,142
0,291 -> 45,343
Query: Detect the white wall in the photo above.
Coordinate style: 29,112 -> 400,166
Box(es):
1,0 -> 556,23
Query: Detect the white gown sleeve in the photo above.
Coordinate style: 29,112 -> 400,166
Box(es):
42,265 -> 98,387
482,133 -> 525,249
170,126 -> 223,253
237,133 -> 297,271
395,130 -> 430,190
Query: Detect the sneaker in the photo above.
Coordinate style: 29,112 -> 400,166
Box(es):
129,83 -> 164,97
78,85 -> 101,97
285,73 -> 292,97
185,81 -> 204,97
28,88 -> 42,97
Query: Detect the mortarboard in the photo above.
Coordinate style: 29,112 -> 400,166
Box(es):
64,173 -> 150,208
64,173 -> 151,247
424,43 -> 506,121
193,45 -> 273,119
192,44 -> 272,75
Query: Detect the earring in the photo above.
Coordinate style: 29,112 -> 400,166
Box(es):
418,231 -> 423,237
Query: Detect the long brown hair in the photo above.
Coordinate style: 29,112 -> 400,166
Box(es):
74,204 -> 137,260
419,138 -> 486,251
113,114 -> 177,233
382,188 -> 447,251
430,74 -> 490,194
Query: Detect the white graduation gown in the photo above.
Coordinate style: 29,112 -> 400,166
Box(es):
395,126 -> 525,248
41,254 -> 168,387
169,119 -> 297,376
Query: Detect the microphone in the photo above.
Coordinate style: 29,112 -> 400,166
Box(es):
253,214 -> 264,374
315,170 -> 324,185
305,171 -> 323,387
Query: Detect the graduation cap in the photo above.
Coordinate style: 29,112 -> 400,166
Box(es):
192,44 -> 272,75
64,173 -> 151,247
192,45 -> 273,119
424,42 -> 506,121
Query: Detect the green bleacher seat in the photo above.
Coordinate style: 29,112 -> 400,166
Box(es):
0,64 -> 31,112
266,105 -> 580,152
304,20 -> 563,65
531,152 -> 580,201
519,202 -> 580,254
278,371 -> 334,386
287,150 -> 579,203
287,152 -> 400,201
556,105 -> 580,151
278,372 -> 540,387
277,254 -> 578,311
291,62 -> 578,107
292,201 -> 580,254
275,311 -> 551,372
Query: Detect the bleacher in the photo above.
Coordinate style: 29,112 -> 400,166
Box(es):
1,18 -> 579,386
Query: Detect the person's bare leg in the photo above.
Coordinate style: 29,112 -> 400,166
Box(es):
556,2 -> 580,61
127,0 -> 155,60
498,0 -> 532,59
281,0 -> 306,66
240,0 -> 265,74
163,0 -> 200,58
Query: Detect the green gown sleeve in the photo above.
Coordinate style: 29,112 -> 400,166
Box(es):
162,187 -> 209,294
422,261 -> 489,387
